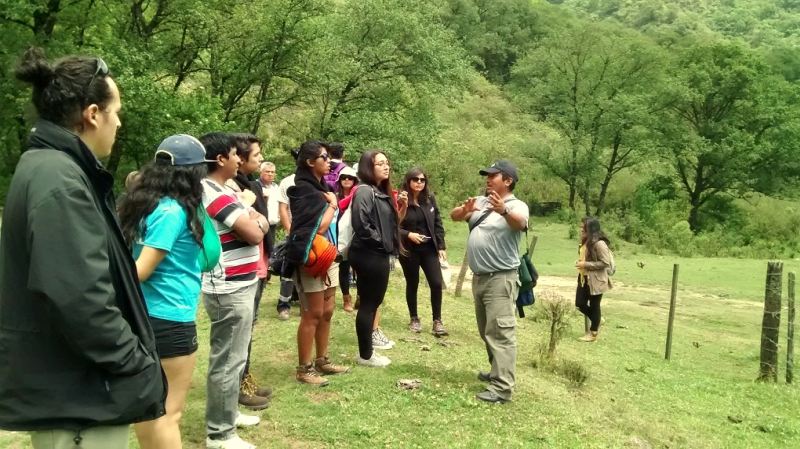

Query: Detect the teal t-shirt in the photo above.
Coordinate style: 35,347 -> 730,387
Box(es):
133,197 -> 202,323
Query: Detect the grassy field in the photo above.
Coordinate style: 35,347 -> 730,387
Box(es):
3,219 -> 799,448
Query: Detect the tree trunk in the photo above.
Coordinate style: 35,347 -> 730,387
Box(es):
758,261 -> 783,382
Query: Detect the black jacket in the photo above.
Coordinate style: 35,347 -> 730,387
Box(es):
351,184 -> 399,255
285,169 -> 329,274
0,120 -> 166,431
399,196 -> 446,252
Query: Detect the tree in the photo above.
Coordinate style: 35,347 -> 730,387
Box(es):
510,23 -> 663,215
307,0 -> 467,159
655,40 -> 800,232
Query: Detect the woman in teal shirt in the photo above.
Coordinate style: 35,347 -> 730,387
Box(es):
119,134 -> 214,449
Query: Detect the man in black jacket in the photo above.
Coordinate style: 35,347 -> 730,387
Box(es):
0,48 -> 166,448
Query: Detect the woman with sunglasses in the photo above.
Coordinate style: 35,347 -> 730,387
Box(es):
285,141 -> 350,386
350,150 -> 408,367
399,168 -> 448,336
118,135 -> 211,449
336,166 -> 359,312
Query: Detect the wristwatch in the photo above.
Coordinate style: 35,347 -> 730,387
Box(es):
501,207 -> 509,216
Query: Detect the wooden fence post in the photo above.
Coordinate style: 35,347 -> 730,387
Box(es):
454,248 -> 469,298
665,264 -> 679,360
787,272 -> 795,384
758,261 -> 783,382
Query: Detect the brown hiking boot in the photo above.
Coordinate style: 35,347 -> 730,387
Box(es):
578,331 -> 598,342
432,319 -> 448,337
238,374 -> 270,410
314,356 -> 350,375
242,373 -> 272,398
343,294 -> 354,313
408,317 -> 421,333
296,364 -> 329,386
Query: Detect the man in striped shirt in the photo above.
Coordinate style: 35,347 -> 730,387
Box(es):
199,133 -> 269,449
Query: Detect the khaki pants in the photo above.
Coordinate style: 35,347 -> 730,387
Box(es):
472,269 -> 518,400
30,425 -> 129,449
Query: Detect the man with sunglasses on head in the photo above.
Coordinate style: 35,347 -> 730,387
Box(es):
450,160 -> 529,404
0,48 -> 166,448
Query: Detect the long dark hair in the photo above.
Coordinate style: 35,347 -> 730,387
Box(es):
402,167 -> 432,206
357,150 -> 393,194
119,154 -> 207,246
581,216 -> 611,262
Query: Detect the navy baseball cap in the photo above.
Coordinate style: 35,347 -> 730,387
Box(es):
154,134 -> 213,165
479,159 -> 519,182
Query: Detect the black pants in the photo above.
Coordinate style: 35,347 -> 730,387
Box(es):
339,260 -> 355,295
575,275 -> 603,332
399,246 -> 443,321
350,246 -> 390,359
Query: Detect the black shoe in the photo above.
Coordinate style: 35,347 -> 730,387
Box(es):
475,390 -> 509,403
477,371 -> 491,382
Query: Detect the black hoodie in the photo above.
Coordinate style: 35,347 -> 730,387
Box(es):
0,120 -> 166,431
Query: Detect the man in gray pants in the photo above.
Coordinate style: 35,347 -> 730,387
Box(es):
200,133 -> 269,449
450,160 -> 529,403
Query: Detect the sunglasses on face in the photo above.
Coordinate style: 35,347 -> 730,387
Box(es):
316,153 -> 330,161
340,176 -> 357,182
410,176 -> 426,183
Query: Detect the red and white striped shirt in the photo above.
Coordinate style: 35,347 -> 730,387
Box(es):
201,178 -> 260,294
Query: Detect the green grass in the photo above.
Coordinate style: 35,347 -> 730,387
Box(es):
2,218 -> 799,448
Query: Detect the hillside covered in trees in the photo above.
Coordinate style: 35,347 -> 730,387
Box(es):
1,0 -> 799,257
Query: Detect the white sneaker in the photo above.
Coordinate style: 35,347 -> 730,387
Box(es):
372,328 -> 395,350
357,353 -> 391,367
234,412 -> 260,427
206,434 -> 256,449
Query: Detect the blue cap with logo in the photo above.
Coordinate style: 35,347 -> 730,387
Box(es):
154,134 -> 213,166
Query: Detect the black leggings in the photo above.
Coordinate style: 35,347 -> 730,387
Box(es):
399,247 -> 443,321
575,275 -> 603,332
350,247 -> 390,359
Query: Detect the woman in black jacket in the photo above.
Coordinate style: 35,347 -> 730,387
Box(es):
398,168 -> 448,336
286,141 -> 350,386
350,150 -> 407,367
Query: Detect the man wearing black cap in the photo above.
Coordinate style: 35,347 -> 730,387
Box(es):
451,160 -> 529,403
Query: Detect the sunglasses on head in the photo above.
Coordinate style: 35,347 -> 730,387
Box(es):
88,58 -> 109,90
410,176 -> 427,183
340,175 -> 357,182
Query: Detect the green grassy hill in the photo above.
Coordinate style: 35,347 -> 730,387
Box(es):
3,219 -> 799,448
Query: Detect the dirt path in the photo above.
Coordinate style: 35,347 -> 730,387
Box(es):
449,267 -> 762,310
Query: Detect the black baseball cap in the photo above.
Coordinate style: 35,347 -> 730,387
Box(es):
479,159 -> 519,182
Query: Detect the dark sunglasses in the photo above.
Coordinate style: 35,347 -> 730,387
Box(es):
340,175 -> 357,182
316,153 -> 330,161
410,176 -> 427,183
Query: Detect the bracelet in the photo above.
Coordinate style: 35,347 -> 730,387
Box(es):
328,203 -> 337,209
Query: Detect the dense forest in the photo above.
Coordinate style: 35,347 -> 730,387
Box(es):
1,0 -> 799,257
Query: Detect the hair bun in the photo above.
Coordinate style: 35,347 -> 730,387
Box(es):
14,47 -> 55,88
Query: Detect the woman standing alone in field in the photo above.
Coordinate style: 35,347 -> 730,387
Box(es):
574,216 -> 614,342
